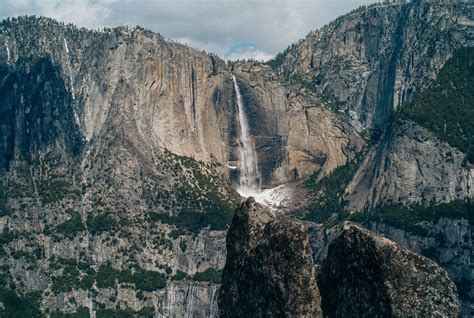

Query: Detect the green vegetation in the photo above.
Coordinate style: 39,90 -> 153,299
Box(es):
173,270 -> 187,281
96,307 -> 154,318
132,269 -> 166,291
50,260 -> 168,294
37,178 -> 73,204
192,268 -> 222,284
95,265 -> 119,289
0,286 -> 42,317
56,211 -> 85,238
350,199 -> 474,236
93,265 -> 166,291
147,151 -> 238,233
52,263 -> 81,293
305,152 -> 365,224
86,214 -> 117,235
151,208 -> 232,233
0,226 -> 16,244
400,47 -> 474,163
51,307 -> 90,318
0,183 -> 12,216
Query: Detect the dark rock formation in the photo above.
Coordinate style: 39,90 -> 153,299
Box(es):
218,198 -> 322,317
318,222 -> 461,317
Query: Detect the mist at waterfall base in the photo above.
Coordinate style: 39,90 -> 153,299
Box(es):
232,75 -> 290,211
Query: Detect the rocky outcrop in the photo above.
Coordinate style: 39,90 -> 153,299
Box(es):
218,198 -> 322,317
232,62 -> 365,184
318,222 -> 461,317
306,215 -> 472,316
365,218 -> 473,316
276,1 -> 474,131
345,119 -> 473,211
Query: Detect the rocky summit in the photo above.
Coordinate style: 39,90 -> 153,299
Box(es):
218,198 -> 322,318
0,0 -> 473,317
318,222 -> 461,318
219,202 -> 462,318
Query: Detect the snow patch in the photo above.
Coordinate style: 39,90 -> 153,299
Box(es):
238,184 -> 294,214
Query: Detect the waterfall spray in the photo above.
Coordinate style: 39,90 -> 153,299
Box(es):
232,75 -> 261,194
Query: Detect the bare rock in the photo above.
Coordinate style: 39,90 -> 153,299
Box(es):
318,222 -> 461,317
218,198 -> 322,317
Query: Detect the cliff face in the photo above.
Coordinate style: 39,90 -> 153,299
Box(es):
1,1 -> 473,316
276,1 -> 474,131
0,17 -> 236,317
345,119 -> 473,211
1,16 -> 363,185
0,16 -> 362,316
218,198 -> 322,317
232,63 -> 364,184
318,223 -> 461,317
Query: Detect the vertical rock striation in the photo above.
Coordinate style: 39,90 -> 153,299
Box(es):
276,1 -> 474,131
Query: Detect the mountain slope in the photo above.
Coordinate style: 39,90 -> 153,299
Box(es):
272,0 -> 474,131
0,1 -> 473,316
0,16 -> 362,316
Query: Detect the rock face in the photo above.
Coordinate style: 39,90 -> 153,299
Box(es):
365,218 -> 473,316
345,119 -> 473,211
318,222 -> 461,317
0,15 -> 361,317
0,1 -> 473,316
232,62 -> 364,184
277,0 -> 474,131
218,198 -> 322,317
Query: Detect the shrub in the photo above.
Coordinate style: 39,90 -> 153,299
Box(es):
87,214 -> 116,234
52,265 -> 80,293
192,268 -> 221,284
305,151 -> 365,224
56,211 -> 85,237
132,269 -> 166,291
95,265 -> 119,288
401,47 -> 474,162
51,306 -> 90,318
0,286 -> 42,317
173,270 -> 187,281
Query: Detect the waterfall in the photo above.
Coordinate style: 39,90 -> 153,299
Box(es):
232,75 -> 261,194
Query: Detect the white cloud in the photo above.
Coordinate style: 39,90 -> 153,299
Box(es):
225,44 -> 273,62
226,49 -> 273,62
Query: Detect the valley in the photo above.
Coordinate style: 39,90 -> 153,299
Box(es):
0,0 -> 473,316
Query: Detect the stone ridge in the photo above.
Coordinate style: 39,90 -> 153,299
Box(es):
318,222 -> 462,317
218,197 -> 322,317
275,0 -> 473,131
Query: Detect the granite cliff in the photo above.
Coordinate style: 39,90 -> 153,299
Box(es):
0,0 -> 473,316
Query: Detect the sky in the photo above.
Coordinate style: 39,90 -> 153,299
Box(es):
0,0 -> 374,61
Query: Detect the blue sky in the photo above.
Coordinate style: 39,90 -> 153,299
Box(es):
0,0 -> 374,61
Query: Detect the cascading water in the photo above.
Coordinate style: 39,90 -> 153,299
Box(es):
231,75 -> 292,214
232,75 -> 261,195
